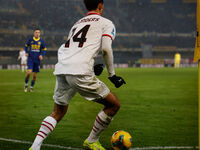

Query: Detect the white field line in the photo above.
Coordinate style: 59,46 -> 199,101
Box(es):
0,137 -> 81,150
0,137 -> 198,150
131,146 -> 199,150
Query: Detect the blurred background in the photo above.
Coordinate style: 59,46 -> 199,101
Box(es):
0,1 -> 198,149
0,0 -> 197,69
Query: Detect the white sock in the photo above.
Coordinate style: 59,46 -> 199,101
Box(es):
87,110 -> 113,143
22,66 -> 24,72
31,116 -> 57,150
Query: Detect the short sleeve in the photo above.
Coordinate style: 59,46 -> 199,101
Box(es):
102,20 -> 116,41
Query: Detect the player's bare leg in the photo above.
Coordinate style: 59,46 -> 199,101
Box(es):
50,103 -> 69,122
30,72 -> 37,92
25,69 -> 32,79
30,103 -> 68,150
98,91 -> 120,116
84,92 -> 120,150
24,69 -> 32,92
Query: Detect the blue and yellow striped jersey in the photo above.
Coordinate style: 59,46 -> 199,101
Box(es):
25,37 -> 47,62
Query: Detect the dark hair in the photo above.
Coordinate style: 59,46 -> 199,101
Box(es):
84,0 -> 104,11
34,28 -> 40,31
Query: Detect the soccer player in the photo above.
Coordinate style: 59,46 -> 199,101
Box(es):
24,28 -> 47,92
174,52 -> 181,68
29,0 -> 126,150
18,48 -> 27,72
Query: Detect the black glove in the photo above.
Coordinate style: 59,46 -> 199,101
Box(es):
108,75 -> 126,88
94,64 -> 104,76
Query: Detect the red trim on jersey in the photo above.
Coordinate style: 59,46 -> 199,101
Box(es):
87,12 -> 100,16
102,34 -> 113,40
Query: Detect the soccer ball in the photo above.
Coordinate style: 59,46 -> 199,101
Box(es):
111,130 -> 132,150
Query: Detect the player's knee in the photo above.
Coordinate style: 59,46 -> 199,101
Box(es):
51,111 -> 65,122
113,100 -> 120,112
51,104 -> 68,122
110,96 -> 120,113
27,70 -> 32,75
113,94 -> 120,109
109,93 -> 120,112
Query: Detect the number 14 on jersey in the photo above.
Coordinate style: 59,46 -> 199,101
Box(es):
65,25 -> 90,48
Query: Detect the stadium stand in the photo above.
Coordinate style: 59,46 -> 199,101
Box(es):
0,0 -> 196,67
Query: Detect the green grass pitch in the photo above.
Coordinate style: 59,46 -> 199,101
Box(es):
0,67 -> 198,150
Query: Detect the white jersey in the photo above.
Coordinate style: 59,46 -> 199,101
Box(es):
18,50 -> 27,63
54,12 -> 116,75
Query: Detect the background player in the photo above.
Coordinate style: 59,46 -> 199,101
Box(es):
174,52 -> 181,68
18,48 -> 27,72
24,28 -> 47,92
29,0 -> 125,150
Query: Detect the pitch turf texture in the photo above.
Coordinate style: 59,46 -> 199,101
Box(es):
0,68 -> 198,150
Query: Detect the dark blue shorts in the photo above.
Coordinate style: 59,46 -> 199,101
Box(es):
27,59 -> 40,72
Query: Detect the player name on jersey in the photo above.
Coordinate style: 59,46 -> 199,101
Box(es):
75,17 -> 100,25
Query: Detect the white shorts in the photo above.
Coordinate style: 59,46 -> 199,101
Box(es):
53,74 -> 110,106
21,59 -> 27,65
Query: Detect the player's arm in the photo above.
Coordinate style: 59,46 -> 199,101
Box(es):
39,48 -> 47,60
102,36 -> 126,88
102,36 -> 115,77
39,41 -> 47,60
17,52 -> 21,60
41,47 -> 47,56
24,39 -> 30,57
41,41 -> 47,56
